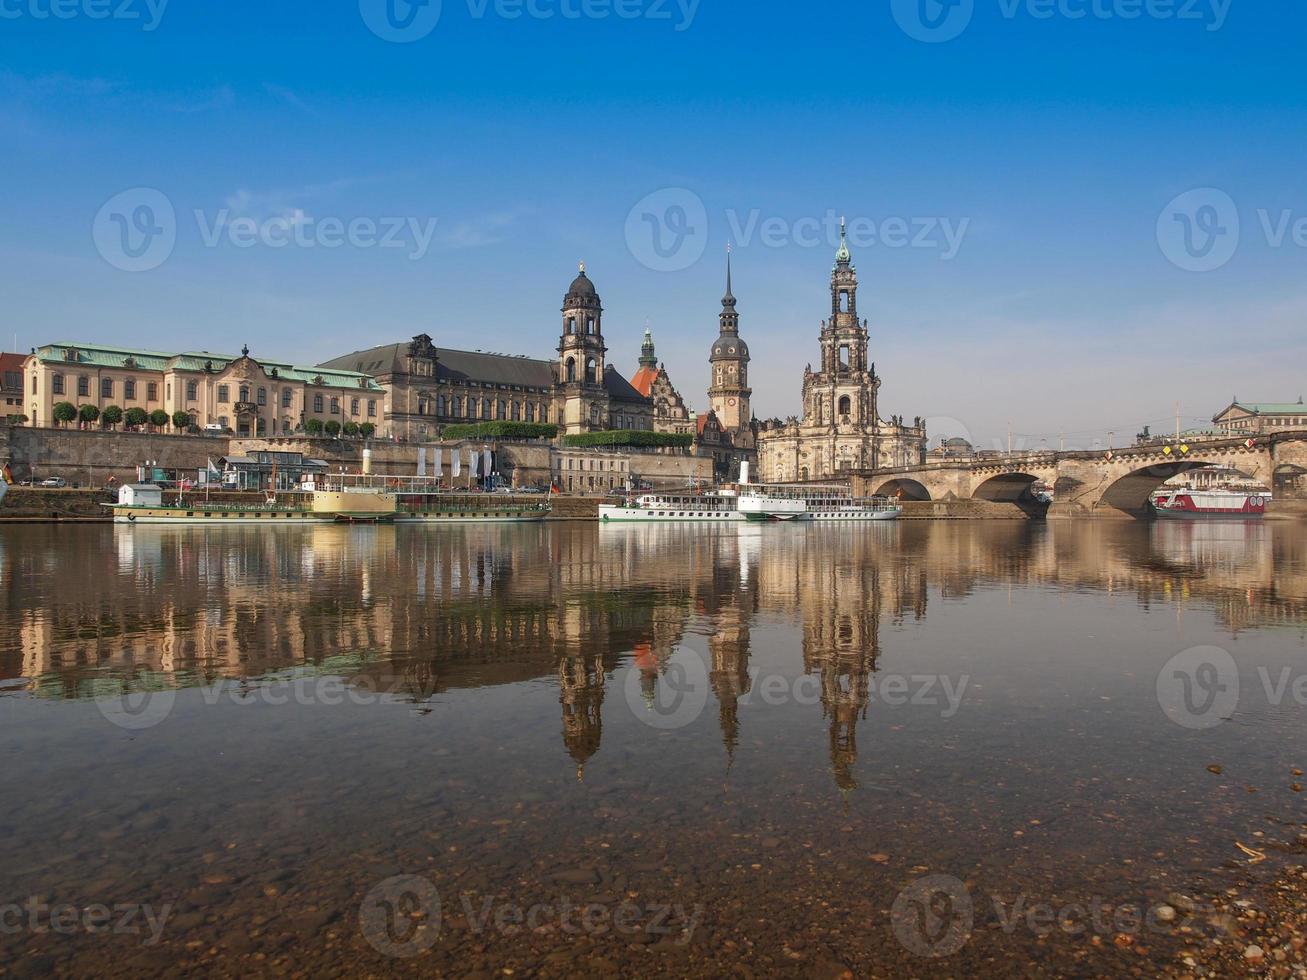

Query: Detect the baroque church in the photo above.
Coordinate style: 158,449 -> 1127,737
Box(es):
756,222 -> 926,482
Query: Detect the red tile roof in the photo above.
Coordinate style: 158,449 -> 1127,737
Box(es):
630,365 -> 658,398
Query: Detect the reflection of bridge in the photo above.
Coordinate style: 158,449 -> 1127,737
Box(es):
850,431 -> 1307,517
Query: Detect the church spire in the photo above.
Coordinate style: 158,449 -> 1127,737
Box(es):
639,323 -> 657,369
719,246 -> 739,331
723,244 -> 735,307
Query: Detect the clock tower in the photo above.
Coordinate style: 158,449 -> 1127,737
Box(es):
708,249 -> 751,434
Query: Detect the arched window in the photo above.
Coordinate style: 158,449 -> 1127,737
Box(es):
437,395 -> 447,416
452,396 -> 462,416
482,397 -> 491,419
525,402 -> 535,422
497,400 -> 506,420
540,404 -> 549,423
239,385 -> 250,403
511,401 -> 520,421
585,358 -> 597,384
838,395 -> 851,416
566,357 -> 577,382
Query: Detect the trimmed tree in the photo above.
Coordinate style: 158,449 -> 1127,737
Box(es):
443,421 -> 557,440
101,405 -> 124,429
149,409 -> 169,430
53,402 -> 77,426
342,421 -> 360,438
359,422 -> 375,439
5,414 -> 28,426
304,418 -> 325,435
124,407 -> 148,430
78,404 -> 100,427
172,411 -> 192,431
324,419 -> 342,437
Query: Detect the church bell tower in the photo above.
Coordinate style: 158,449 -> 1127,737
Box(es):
557,262 -> 609,433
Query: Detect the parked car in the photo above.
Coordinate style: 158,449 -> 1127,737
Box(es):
39,477 -> 67,488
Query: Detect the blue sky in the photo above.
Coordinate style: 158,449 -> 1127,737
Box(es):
2,0 -> 1304,449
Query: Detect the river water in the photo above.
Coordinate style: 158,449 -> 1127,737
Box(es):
1,520 -> 1305,977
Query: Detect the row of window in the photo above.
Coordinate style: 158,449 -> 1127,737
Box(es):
556,457 -> 628,472
50,375 -> 161,401
42,374 -> 376,418
415,396 -> 549,423
309,394 -> 377,417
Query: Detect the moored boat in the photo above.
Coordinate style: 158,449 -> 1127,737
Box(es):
1151,489 -> 1269,519
599,489 -> 741,522
105,483 -> 396,524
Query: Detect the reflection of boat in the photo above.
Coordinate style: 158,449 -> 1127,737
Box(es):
1151,489 -> 1269,520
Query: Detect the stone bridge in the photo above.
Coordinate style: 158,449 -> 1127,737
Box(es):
846,431 -> 1307,518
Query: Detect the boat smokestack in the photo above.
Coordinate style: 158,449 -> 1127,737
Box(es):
740,460 -> 750,485
362,448 -> 373,475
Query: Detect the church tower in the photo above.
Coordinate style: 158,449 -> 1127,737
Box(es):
556,263 -> 609,434
812,219 -> 877,427
708,249 -> 752,433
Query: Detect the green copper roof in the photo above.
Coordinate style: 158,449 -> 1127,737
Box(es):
835,217 -> 851,264
33,342 -> 383,391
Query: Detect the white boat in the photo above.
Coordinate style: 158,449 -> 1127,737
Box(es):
598,462 -> 901,524
599,488 -> 743,522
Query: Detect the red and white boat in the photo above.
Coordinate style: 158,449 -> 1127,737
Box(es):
1151,489 -> 1269,519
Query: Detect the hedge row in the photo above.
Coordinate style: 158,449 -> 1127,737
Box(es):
562,430 -> 693,449
442,421 -> 559,440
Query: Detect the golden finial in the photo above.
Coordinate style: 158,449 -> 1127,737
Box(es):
579,261 -> 586,274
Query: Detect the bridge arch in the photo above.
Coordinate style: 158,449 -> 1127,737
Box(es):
973,472 -> 1044,503
1275,463 -> 1306,498
1098,461 -> 1219,515
874,478 -> 931,501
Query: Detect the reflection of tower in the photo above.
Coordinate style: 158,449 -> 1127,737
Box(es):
803,556 -> 882,793
709,609 -> 752,766
558,653 -> 606,780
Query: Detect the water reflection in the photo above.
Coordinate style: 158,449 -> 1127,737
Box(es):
3,519 -> 1305,793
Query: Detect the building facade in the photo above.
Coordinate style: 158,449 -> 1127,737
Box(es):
1,353 -> 24,418
22,343 -> 383,436
320,265 -> 654,441
1213,399 -> 1307,435
756,223 -> 927,482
